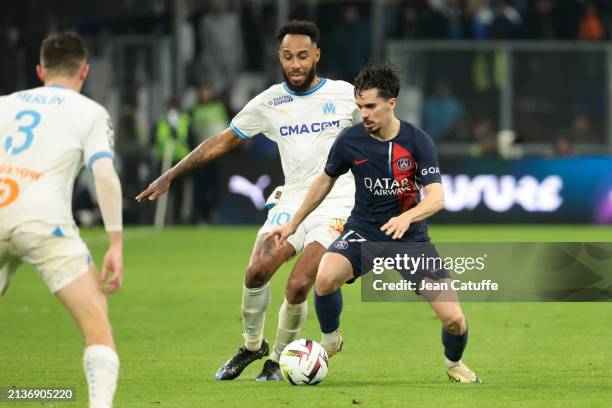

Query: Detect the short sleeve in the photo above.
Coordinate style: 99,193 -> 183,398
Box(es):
84,108 -> 115,170
230,94 -> 267,140
342,83 -> 360,124
351,105 -> 361,124
324,129 -> 351,178
414,128 -> 442,186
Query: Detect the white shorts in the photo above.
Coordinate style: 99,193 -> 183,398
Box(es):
258,201 -> 351,253
0,222 -> 91,295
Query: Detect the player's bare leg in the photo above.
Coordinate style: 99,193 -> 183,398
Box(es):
257,242 -> 326,381
56,264 -> 119,408
314,253 -> 353,358
215,234 -> 295,380
421,278 -> 480,384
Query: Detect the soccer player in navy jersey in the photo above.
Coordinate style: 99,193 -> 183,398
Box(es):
269,63 -> 480,383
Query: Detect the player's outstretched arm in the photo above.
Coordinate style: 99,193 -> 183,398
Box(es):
91,157 -> 124,293
381,182 -> 445,239
136,128 -> 242,202
268,171 -> 337,246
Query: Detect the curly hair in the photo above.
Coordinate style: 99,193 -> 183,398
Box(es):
276,20 -> 320,44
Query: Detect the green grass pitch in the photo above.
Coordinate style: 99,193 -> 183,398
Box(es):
1,225 -> 611,407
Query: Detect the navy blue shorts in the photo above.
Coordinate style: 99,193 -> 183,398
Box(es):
327,220 -> 450,292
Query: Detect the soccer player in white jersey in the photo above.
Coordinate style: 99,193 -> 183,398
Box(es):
0,33 -> 123,407
137,21 -> 357,381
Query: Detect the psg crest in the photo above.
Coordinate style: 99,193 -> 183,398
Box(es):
333,240 -> 348,250
397,158 -> 411,171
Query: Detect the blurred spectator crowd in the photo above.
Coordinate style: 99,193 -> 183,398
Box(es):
1,0 -> 611,225
386,0 -> 610,41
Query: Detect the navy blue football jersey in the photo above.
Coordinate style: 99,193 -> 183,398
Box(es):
324,120 -> 442,237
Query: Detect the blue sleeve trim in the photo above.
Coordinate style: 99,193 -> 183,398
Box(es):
230,123 -> 250,140
88,151 -> 115,170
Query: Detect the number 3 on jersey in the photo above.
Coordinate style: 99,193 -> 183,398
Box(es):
4,110 -> 41,155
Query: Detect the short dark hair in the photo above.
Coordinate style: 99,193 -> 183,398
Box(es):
353,62 -> 401,100
40,32 -> 88,76
276,20 -> 320,45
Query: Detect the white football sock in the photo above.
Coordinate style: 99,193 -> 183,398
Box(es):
83,345 -> 119,408
242,283 -> 271,351
270,298 -> 307,362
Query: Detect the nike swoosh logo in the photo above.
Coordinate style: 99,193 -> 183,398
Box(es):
353,159 -> 369,165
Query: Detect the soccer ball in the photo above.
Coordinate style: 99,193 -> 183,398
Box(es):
279,339 -> 329,385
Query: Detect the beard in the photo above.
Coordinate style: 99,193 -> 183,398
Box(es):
282,63 -> 317,93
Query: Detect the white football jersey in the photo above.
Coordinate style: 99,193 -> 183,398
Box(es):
0,86 -> 114,230
230,78 -> 358,208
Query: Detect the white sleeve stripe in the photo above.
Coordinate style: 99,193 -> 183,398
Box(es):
229,123 -> 250,140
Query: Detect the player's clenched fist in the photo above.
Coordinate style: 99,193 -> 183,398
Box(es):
136,172 -> 172,202
100,246 -> 123,294
380,214 -> 412,240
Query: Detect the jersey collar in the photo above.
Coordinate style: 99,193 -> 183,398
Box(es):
46,84 -> 67,89
282,78 -> 327,96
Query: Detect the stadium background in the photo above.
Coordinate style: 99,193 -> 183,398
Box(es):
1,1 -> 611,407
2,0 -> 612,227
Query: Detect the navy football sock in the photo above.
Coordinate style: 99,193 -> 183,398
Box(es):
314,289 -> 343,333
442,326 -> 468,362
